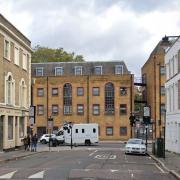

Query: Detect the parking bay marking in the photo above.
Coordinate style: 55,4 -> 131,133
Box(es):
94,154 -> 116,160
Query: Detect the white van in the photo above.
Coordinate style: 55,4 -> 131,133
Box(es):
56,123 -> 99,145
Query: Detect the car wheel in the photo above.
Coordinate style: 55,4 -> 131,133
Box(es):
41,139 -> 47,144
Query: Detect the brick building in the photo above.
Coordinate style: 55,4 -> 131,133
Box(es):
141,37 -> 173,139
31,61 -> 134,140
0,14 -> 32,150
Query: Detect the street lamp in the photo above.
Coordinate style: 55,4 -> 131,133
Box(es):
48,116 -> 53,151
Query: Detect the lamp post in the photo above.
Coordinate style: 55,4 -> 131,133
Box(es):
48,116 -> 53,151
163,109 -> 166,159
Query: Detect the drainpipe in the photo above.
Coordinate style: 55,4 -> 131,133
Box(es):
87,75 -> 89,123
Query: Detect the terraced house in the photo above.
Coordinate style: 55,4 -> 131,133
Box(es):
31,61 -> 134,140
0,14 -> 32,150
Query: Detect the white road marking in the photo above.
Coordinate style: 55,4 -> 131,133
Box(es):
28,170 -> 45,179
0,170 -> 17,179
109,155 -> 116,159
89,150 -> 97,157
110,169 -> 118,172
131,173 -> 134,179
154,163 -> 165,173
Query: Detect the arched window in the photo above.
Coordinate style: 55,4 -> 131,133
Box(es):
63,83 -> 72,114
105,82 -> 114,114
19,79 -> 27,107
5,73 -> 15,105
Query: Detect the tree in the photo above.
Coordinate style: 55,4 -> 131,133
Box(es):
32,46 -> 84,63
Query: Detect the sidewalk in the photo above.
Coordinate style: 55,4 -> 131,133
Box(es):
0,148 -> 40,163
148,150 -> 180,179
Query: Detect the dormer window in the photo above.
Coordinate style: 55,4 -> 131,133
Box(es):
94,66 -> 102,75
55,67 -> 63,76
115,65 -> 123,74
36,67 -> 43,76
75,66 -> 82,75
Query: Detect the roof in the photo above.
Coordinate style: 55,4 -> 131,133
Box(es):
31,61 -> 130,77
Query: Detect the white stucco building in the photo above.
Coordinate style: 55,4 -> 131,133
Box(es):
165,36 -> 180,153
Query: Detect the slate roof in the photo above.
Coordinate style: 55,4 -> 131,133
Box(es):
31,61 -> 130,77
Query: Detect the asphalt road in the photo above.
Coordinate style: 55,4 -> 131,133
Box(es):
0,142 -> 176,180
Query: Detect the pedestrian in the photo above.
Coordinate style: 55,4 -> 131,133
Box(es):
27,134 -> 31,151
31,134 -> 38,152
23,136 -> 28,151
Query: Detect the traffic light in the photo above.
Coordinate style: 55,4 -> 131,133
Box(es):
129,114 -> 136,126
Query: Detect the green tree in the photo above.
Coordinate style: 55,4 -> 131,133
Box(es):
32,46 -> 84,63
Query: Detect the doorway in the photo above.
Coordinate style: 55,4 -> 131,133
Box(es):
0,116 -> 4,151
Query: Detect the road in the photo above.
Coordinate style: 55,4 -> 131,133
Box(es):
0,142 -> 176,180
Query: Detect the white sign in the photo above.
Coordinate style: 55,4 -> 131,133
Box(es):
29,117 -> 34,125
29,106 -> 35,117
48,121 -> 53,129
144,106 -> 150,117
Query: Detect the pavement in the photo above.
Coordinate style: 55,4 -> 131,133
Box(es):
0,143 -> 179,179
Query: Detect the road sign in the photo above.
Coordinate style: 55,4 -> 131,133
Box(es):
143,106 -> 150,117
48,120 -> 53,129
29,117 -> 34,125
29,106 -> 35,117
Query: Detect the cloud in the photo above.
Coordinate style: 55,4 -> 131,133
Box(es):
0,0 -> 180,76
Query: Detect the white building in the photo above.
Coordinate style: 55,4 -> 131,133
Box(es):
165,36 -> 180,153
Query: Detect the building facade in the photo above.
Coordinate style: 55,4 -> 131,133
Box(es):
141,37 -> 172,140
31,61 -> 134,140
0,14 -> 32,150
165,36 -> 180,153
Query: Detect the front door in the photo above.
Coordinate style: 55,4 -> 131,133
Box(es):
0,116 -> 4,151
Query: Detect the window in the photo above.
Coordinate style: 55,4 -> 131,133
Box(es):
52,88 -> 58,96
93,87 -> 100,96
37,88 -> 44,97
161,104 -> 166,114
93,104 -> 100,115
120,87 -> 127,96
4,40 -> 10,59
37,105 -> 44,115
52,105 -> 58,115
74,66 -> 82,75
93,128 -> 96,133
161,86 -> 165,96
105,83 -> 114,114
14,47 -> 19,65
22,53 -> 27,70
19,117 -> 24,138
115,65 -> 123,74
55,67 -> 63,76
36,67 -> 43,76
94,66 -> 102,75
77,104 -> 84,115
19,80 -> 26,107
120,127 -> 127,136
75,129 -> 78,133
106,127 -> 113,136
160,66 -> 166,75
8,116 -> 13,140
82,129 -> 85,133
120,104 -> 127,115
6,74 -> 15,106
63,83 -> 72,115
77,87 -> 84,96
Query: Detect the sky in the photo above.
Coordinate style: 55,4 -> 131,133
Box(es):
0,0 -> 180,76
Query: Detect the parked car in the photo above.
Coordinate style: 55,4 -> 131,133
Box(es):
125,138 -> 146,155
40,134 -> 56,144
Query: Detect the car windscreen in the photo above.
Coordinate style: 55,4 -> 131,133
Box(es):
127,139 -> 142,144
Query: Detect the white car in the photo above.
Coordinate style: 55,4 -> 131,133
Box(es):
40,134 -> 56,144
125,138 -> 146,155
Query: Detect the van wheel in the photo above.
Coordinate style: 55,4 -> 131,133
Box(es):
85,140 -> 91,146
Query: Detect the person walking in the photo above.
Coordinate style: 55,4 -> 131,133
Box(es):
23,136 -> 28,151
27,134 -> 31,151
31,134 -> 38,152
